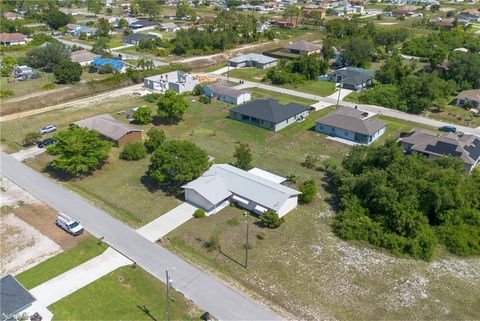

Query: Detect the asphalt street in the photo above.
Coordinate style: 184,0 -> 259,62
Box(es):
0,152 -> 280,321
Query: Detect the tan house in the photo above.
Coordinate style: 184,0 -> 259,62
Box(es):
3,12 -> 22,20
0,33 -> 27,46
283,40 -> 322,55
455,89 -> 480,108
70,50 -> 100,66
73,114 -> 143,146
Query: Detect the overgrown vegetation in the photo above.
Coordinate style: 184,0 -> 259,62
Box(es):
119,142 -> 147,161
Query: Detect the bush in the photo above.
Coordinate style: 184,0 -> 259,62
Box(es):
99,64 -> 114,74
194,209 -> 206,218
23,132 -> 41,146
143,93 -> 162,103
119,142 -> 147,161
303,155 -> 318,169
144,127 -> 166,153
260,211 -> 284,228
132,107 -> 152,124
192,84 -> 203,96
41,83 -> 57,90
204,235 -> 221,251
299,180 -> 317,204
53,59 -> 82,84
0,89 -> 14,98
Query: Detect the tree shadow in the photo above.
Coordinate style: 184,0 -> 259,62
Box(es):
136,305 -> 158,321
140,174 -> 183,198
219,250 -> 246,268
320,171 -> 341,212
152,116 -> 177,126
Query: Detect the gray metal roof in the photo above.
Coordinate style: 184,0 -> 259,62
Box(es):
0,275 -> 35,317
206,82 -> 248,98
73,114 -> 142,141
230,99 -> 310,124
283,40 -> 322,52
316,107 -> 386,136
229,53 -> 276,65
123,33 -> 157,42
328,68 -> 373,86
183,164 -> 300,211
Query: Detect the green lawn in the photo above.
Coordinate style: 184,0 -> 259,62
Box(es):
249,87 -> 316,106
16,236 -> 107,289
225,68 -> 336,96
49,266 -> 200,321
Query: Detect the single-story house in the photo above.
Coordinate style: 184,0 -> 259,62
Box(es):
229,98 -> 310,132
271,16 -> 298,28
315,107 -> 386,144
283,40 -> 322,55
182,164 -> 301,217
144,71 -> 199,93
399,129 -> 480,171
3,12 -> 22,20
0,33 -> 27,46
327,67 -> 374,92
73,114 -> 143,146
92,57 -> 127,73
72,26 -> 98,37
454,89 -> 480,108
228,53 -> 277,69
129,20 -> 159,30
70,50 -> 100,66
123,33 -> 157,45
203,82 -> 251,105
65,23 -> 79,34
0,275 -> 36,321
159,22 -> 180,32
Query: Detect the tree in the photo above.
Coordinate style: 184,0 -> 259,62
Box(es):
87,0 -> 102,16
92,37 -> 109,55
445,52 -> 480,90
233,144 -> 253,170
176,0 -> 194,19
144,127 -> 165,152
260,211 -> 284,228
291,54 -> 323,80
341,38 -> 374,68
23,132 -> 41,146
96,18 -> 112,38
25,43 -> 70,72
138,0 -> 161,19
46,9 -> 72,30
157,90 -> 189,124
53,59 -> 82,84
375,54 -> 411,85
120,142 -> 147,160
118,18 -> 129,30
47,126 -> 112,177
147,140 -> 209,187
132,107 -> 152,124
299,180 -> 317,204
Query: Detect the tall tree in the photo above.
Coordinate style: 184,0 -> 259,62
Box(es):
96,18 -> 112,38
157,90 -> 189,124
53,59 -> 83,83
25,42 -> 70,72
233,144 -> 253,170
138,0 -> 161,19
46,9 -> 72,30
87,0 -> 102,16
341,38 -> 374,68
375,54 -> 412,85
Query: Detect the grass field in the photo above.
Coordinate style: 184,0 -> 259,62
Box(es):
48,266 -> 201,321
16,236 -> 107,289
225,68 -> 336,96
249,87 -> 316,106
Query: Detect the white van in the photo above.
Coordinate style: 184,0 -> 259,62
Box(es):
56,213 -> 84,236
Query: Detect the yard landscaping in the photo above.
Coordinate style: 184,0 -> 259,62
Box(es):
48,266 -> 201,321
16,235 -> 107,289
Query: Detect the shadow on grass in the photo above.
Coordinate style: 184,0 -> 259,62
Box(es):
139,174 -> 184,201
219,250 -> 246,269
321,171 -> 341,212
136,305 -> 158,321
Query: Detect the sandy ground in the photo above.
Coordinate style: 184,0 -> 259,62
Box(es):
3,86 -> 71,104
1,175 -> 39,207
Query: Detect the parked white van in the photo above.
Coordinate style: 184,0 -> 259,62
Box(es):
56,213 -> 84,236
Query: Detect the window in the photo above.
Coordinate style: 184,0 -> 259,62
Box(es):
332,128 -> 335,132
319,125 -> 324,130
345,130 -> 349,136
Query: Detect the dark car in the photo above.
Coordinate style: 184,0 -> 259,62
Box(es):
438,125 -> 457,133
37,137 -> 55,148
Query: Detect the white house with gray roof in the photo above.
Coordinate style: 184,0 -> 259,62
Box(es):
203,82 -> 251,105
182,164 -> 301,217
0,275 -> 36,321
144,71 -> 199,93
315,107 -> 386,144
228,53 -> 277,69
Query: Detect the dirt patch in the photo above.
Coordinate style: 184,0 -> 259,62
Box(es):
1,176 -> 40,207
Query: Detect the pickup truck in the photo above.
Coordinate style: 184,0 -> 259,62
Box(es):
56,213 -> 84,236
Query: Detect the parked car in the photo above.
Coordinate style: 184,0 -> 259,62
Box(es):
56,213 -> 84,236
37,137 -> 55,148
39,124 -> 57,135
438,125 -> 457,133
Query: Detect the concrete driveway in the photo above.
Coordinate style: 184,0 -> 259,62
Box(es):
11,146 -> 45,161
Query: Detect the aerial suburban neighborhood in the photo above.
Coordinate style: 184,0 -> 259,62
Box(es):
1,0 -> 480,320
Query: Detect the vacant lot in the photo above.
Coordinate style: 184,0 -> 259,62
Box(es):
49,266 -> 201,321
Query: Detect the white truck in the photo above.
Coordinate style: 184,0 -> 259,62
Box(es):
56,213 -> 84,236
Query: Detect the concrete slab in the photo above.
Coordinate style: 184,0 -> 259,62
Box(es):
30,248 -> 131,307
11,146 -> 45,161
311,101 -> 332,110
326,136 -> 362,146
137,202 -> 198,242
23,300 -> 54,321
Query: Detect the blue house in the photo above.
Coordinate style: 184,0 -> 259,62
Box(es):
91,57 -> 126,73
315,107 -> 386,145
72,26 -> 98,37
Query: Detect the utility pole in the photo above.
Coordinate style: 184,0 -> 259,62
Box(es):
336,82 -> 343,108
17,115 -> 24,145
245,220 -> 249,268
166,268 -> 174,321
227,59 -> 230,82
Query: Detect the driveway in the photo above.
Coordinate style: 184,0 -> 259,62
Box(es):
30,248 -> 131,307
11,146 -> 45,161
137,202 -> 198,242
0,152 -> 280,321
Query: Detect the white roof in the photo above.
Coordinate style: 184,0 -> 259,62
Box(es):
248,167 -> 286,184
183,164 -> 300,211
229,53 -> 277,65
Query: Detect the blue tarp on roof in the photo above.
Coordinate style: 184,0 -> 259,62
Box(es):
92,57 -> 125,70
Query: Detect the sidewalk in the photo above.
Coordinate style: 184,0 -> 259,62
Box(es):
30,248 -> 131,307
137,202 -> 198,241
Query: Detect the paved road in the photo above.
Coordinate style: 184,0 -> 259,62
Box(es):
0,152 -> 280,321
214,74 -> 480,136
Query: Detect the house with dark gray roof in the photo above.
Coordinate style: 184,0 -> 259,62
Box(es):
182,164 -> 301,217
315,107 -> 386,144
283,40 -> 322,55
229,98 -> 310,131
203,82 -> 251,105
228,53 -> 277,69
123,33 -> 157,45
0,275 -> 36,321
327,67 -> 374,92
399,128 -> 480,171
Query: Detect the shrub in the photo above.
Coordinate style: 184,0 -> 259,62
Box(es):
132,107 -> 152,124
119,142 -> 147,161
0,89 -> 14,98
204,235 -> 221,251
303,155 -> 318,169
99,64 -> 114,74
194,209 -> 206,218
143,93 -> 162,103
23,132 -> 41,146
192,84 -> 203,96
299,180 -> 317,204
260,211 -> 284,228
226,218 -> 239,226
42,83 -> 57,90
144,127 -> 166,153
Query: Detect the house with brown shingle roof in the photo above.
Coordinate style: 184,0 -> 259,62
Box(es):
283,40 -> 322,55
455,89 -> 480,108
70,50 -> 100,66
315,107 -> 386,145
3,12 -> 22,20
0,33 -> 27,46
399,129 -> 480,171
